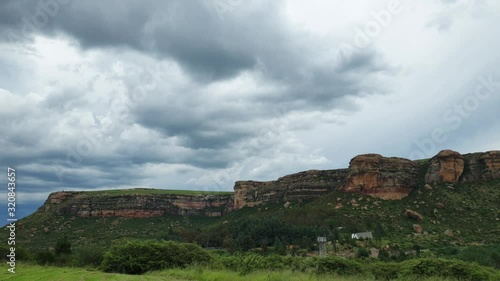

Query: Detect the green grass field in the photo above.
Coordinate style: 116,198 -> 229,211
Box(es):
0,264 -> 464,281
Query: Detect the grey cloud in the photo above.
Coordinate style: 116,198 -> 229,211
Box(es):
1,0 -> 387,88
0,0 -> 398,216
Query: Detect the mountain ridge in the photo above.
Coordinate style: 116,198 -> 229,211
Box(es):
38,149 -> 500,219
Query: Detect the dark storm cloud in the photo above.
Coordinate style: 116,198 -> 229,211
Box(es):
0,0 -> 385,84
0,0 -> 393,204
0,0 -> 259,80
132,97 -> 256,150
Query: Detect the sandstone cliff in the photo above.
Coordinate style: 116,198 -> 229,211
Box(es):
233,169 -> 349,209
44,189 -> 234,218
341,154 -> 421,200
41,149 -> 500,218
460,150 -> 500,182
425,150 -> 464,184
233,149 -> 500,205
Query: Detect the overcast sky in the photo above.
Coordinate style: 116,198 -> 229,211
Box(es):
1,0 -> 499,216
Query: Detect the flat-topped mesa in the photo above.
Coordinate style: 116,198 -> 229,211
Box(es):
44,190 -> 234,218
341,154 -> 420,200
233,169 -> 349,209
41,149 -> 500,217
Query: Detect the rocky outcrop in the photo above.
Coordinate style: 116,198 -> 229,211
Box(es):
341,154 -> 420,199
44,190 -> 233,218
47,191 -> 73,203
481,151 -> 500,178
425,150 -> 464,184
234,169 -> 349,209
461,150 -> 500,182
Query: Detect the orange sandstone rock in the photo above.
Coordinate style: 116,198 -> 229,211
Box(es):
425,150 -> 464,184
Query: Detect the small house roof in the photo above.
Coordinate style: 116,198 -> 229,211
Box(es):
352,232 -> 373,239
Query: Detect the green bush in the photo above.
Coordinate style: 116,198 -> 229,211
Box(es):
368,262 -> 401,280
378,248 -> 391,261
101,239 -> 211,274
315,256 -> 365,276
214,253 -> 312,274
74,244 -> 105,267
454,245 -> 500,269
55,236 -> 71,255
402,258 -> 499,281
213,254 -> 500,279
35,249 -> 56,265
357,247 -> 370,258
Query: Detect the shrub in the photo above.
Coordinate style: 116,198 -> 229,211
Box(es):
357,247 -> 370,258
454,245 -> 500,269
101,239 -> 211,274
378,248 -> 390,261
402,258 -> 499,281
368,262 -> 401,280
35,249 -> 56,265
315,256 -> 365,276
214,253 -> 312,274
74,244 -> 105,267
55,236 -> 71,255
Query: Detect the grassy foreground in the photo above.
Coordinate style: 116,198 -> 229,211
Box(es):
0,264 -> 459,281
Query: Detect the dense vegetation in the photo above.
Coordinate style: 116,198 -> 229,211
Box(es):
101,240 -> 211,274
2,240 -> 499,280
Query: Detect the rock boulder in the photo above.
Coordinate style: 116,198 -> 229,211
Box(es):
405,209 -> 424,221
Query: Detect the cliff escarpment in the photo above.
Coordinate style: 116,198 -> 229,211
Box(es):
43,190 -> 234,218
41,149 -> 500,218
233,169 -> 349,209
340,154 -> 421,200
232,149 -> 500,206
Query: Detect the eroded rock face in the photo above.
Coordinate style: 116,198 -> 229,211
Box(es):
47,192 -> 73,204
425,150 -> 464,184
481,151 -> 500,179
462,151 -> 500,182
233,169 -> 349,209
341,154 -> 420,199
45,190 -> 234,218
